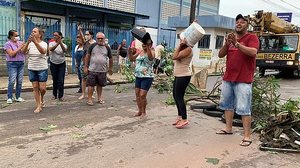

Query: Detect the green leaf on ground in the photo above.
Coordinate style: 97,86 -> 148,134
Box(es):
71,132 -> 86,139
53,115 -> 62,120
1,103 -> 9,109
205,157 -> 220,165
74,123 -> 85,128
39,124 -> 58,133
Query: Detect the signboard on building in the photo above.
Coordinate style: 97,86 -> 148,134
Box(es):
199,49 -> 212,59
277,13 -> 292,23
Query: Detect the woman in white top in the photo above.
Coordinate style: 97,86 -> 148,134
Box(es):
22,27 -> 48,113
49,31 -> 67,101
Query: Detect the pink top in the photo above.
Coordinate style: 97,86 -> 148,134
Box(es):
3,40 -> 25,62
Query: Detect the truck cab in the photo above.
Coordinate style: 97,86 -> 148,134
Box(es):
257,33 -> 300,76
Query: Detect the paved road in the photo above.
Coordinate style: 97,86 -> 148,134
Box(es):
0,78 -> 299,168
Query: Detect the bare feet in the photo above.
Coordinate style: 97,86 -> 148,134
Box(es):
78,95 -> 85,100
134,112 -> 142,117
78,95 -> 95,100
140,113 -> 147,119
34,107 -> 42,113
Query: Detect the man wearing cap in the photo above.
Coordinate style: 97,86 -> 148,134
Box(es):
216,14 -> 259,147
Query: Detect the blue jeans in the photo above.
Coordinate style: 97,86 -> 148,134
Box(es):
7,61 -> 24,99
219,81 -> 252,116
50,62 -> 66,98
74,50 -> 84,89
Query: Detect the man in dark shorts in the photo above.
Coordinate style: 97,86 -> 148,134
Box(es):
84,32 -> 113,105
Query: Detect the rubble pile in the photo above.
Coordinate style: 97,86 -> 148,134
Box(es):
260,112 -> 300,152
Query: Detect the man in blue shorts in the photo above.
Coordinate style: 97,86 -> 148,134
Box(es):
216,14 -> 259,147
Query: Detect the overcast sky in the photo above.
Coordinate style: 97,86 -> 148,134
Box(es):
219,0 -> 300,25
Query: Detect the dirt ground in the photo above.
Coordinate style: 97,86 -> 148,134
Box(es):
0,80 -> 300,168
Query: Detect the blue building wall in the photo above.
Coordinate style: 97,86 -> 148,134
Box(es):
135,0 -> 160,28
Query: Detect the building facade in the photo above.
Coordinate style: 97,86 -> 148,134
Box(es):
0,0 -> 220,48
135,0 -> 220,47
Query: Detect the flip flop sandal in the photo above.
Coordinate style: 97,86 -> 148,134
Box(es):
97,100 -> 105,104
216,129 -> 233,135
41,102 -> 46,108
175,121 -> 189,129
240,139 -> 252,146
139,114 -> 147,119
78,95 -> 85,100
87,101 -> 94,106
172,118 -> 182,125
34,107 -> 42,113
134,112 -> 142,117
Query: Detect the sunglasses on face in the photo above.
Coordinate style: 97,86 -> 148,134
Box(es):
97,38 -> 104,40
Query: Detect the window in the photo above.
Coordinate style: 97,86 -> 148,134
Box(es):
198,35 -> 210,48
259,35 -> 298,52
215,35 -> 224,49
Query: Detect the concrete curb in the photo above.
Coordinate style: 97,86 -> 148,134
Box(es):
0,74 -> 220,94
0,80 -> 130,94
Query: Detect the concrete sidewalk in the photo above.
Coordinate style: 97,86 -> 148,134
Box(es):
0,73 -> 128,94
0,67 -> 220,94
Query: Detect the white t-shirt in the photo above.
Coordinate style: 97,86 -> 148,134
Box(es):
75,45 -> 84,52
27,41 -> 48,71
155,44 -> 164,60
49,41 -> 67,64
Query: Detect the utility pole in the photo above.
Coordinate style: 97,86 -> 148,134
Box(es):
189,0 -> 197,24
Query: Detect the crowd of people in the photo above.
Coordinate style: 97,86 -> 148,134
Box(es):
3,14 -> 258,146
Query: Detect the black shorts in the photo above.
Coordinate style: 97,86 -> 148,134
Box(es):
86,71 -> 107,87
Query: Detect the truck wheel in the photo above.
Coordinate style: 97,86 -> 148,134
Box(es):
190,103 -> 217,110
203,109 -> 224,117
